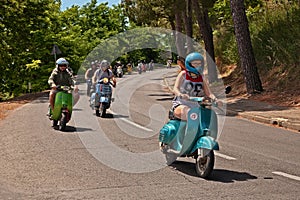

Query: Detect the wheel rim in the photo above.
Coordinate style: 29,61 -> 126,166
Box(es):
198,156 -> 209,173
195,150 -> 214,178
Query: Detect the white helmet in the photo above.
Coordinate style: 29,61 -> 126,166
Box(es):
56,58 -> 69,66
100,60 -> 110,71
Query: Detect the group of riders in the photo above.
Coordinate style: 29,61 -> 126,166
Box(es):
47,52 -> 222,123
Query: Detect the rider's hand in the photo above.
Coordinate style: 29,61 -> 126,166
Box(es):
213,98 -> 223,107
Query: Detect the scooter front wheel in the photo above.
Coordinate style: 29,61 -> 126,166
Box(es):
99,103 -> 106,118
59,112 -> 67,131
195,150 -> 214,179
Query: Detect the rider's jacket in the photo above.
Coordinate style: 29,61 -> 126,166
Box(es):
48,67 -> 75,88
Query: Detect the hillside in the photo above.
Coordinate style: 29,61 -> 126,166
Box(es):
222,64 -> 300,107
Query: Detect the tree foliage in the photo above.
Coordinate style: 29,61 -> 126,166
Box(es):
1,0 -> 298,99
0,0 -> 127,100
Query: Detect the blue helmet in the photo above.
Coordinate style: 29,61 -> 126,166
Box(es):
56,58 -> 69,66
185,52 -> 204,75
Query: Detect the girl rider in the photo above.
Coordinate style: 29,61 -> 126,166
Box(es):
172,52 -> 222,121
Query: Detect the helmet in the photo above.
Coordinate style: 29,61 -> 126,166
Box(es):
100,60 -> 110,71
185,52 -> 204,75
56,58 -> 69,66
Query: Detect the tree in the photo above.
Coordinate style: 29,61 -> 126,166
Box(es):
192,0 -> 218,83
230,0 -> 263,94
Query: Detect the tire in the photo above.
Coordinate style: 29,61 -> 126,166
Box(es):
95,109 -> 100,117
52,120 -> 58,127
87,85 -> 91,96
99,103 -> 106,118
59,112 -> 67,131
195,150 -> 214,179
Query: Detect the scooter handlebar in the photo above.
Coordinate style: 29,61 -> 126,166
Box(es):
56,85 -> 73,91
189,96 -> 218,107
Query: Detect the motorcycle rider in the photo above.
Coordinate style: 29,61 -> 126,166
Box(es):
172,52 -> 222,121
48,58 -> 79,116
85,61 -> 98,95
85,61 -> 98,81
93,60 -> 116,86
92,60 -> 116,111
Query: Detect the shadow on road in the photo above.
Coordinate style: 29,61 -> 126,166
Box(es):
57,126 -> 93,133
209,169 -> 257,183
148,93 -> 174,101
111,114 -> 129,119
171,161 -> 257,183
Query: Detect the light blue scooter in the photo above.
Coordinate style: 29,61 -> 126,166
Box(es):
159,87 -> 231,178
90,78 -> 114,117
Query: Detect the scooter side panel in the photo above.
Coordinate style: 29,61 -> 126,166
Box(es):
159,120 -> 181,144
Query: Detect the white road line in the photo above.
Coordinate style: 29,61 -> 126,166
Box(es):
272,171 -> 300,181
109,110 -> 153,132
215,152 -> 237,160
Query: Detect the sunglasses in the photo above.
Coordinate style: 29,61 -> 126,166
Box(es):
58,64 -> 67,67
191,61 -> 202,66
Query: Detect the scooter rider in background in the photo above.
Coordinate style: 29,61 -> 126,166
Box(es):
85,61 -> 98,81
172,52 -> 222,121
85,61 -> 98,95
48,58 -> 78,116
93,60 -> 116,86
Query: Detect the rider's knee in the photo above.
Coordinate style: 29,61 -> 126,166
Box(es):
174,106 -> 189,120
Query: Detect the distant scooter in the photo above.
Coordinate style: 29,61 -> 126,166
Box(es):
159,87 -> 231,178
90,78 -> 114,117
49,85 -> 73,131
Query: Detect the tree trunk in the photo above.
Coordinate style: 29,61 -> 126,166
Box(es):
183,0 -> 194,53
170,0 -> 186,57
192,0 -> 218,83
230,0 -> 263,94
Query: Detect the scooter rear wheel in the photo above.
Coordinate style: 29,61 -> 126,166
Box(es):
195,150 -> 214,179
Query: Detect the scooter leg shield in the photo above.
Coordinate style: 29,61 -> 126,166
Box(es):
62,93 -> 73,115
52,92 -> 63,120
179,107 -> 200,154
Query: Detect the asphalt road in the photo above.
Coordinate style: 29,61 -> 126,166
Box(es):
0,68 -> 299,199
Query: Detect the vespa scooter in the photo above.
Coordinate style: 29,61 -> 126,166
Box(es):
90,78 -> 114,117
49,85 -> 73,131
159,86 -> 231,178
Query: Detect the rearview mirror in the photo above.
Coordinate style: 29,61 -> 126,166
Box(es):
225,86 -> 232,94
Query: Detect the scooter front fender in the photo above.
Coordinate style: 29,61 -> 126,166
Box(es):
191,136 -> 219,153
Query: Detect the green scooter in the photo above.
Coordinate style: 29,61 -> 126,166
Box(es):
49,86 -> 73,131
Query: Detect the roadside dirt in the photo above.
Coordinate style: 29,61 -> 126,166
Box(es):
222,64 -> 300,107
0,91 -> 48,121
